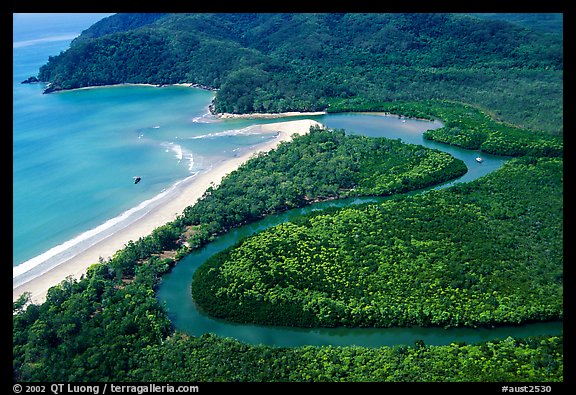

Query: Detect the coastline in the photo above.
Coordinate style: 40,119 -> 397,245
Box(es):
43,82 -> 217,94
59,82 -> 204,91
43,82 -> 327,120
13,119 -> 323,305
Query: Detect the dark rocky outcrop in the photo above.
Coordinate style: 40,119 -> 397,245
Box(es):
20,76 -> 39,84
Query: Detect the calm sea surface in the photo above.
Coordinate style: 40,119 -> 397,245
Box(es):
13,14 -> 295,274
14,13 -> 561,347
14,14 -> 443,281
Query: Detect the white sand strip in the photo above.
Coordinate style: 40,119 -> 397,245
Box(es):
13,119 -> 322,305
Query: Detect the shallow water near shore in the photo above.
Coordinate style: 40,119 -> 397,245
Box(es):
13,16 -> 291,280
14,14 -> 562,348
156,114 -> 562,347
12,16 -> 442,289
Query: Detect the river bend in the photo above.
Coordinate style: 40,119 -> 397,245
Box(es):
157,113 -> 563,347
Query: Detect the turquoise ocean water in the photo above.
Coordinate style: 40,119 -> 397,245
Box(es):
12,14 -> 289,283
12,13 -> 447,288
14,14 -> 561,348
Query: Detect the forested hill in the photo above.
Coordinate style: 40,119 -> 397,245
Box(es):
37,13 -> 563,134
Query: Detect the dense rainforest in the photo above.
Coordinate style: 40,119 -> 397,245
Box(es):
36,13 -> 563,135
471,13 -> 563,34
13,13 -> 563,383
192,157 -> 563,328
13,111 -> 563,382
180,126 -> 467,245
328,100 -> 562,157
12,132 -> 564,382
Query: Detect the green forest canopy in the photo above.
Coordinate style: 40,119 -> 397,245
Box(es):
13,144 -> 563,381
180,126 -> 467,243
193,157 -> 563,329
13,121 -> 564,382
13,13 -> 564,382
37,13 -> 563,135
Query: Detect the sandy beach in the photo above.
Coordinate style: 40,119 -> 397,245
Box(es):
217,111 -> 326,119
13,119 -> 323,305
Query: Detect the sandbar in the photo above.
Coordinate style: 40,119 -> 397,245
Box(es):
217,111 -> 326,119
13,119 -> 323,305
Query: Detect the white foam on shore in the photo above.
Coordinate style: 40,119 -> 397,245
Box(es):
12,172 -> 199,287
13,120 -> 321,299
161,141 -> 195,172
163,142 -> 184,161
192,111 -> 216,123
185,152 -> 195,172
191,126 -> 272,140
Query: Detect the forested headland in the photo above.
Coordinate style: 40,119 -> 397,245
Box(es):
13,12 -> 563,382
180,126 -> 467,247
37,13 -> 563,135
13,122 -> 563,382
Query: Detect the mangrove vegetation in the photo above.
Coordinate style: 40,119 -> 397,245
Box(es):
181,126 -> 467,247
192,157 -> 563,328
13,12 -> 563,383
37,13 -> 563,134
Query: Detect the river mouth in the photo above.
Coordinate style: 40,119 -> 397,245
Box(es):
156,112 -> 563,347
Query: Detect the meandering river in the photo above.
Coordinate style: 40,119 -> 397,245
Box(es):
156,112 -> 563,347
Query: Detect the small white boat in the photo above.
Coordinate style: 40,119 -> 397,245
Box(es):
475,157 -> 483,163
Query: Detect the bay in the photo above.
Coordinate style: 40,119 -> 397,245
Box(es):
13,15 -> 437,285
13,13 -> 562,349
12,14 -> 286,276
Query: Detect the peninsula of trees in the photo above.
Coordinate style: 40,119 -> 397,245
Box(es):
37,13 -> 563,135
13,118 -> 564,381
193,156 -> 562,328
14,13 -> 563,382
